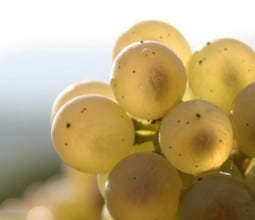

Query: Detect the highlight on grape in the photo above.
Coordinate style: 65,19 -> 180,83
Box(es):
2,19 -> 255,220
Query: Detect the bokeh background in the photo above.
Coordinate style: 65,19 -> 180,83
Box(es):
0,0 -> 255,202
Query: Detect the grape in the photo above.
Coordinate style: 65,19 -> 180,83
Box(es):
187,38 -> 255,113
159,100 -> 233,175
51,80 -> 114,121
178,172 -> 255,220
51,94 -> 135,173
104,152 -> 183,220
112,20 -> 192,66
111,40 -> 187,120
231,82 -> 255,157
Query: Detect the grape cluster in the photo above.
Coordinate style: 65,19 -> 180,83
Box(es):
51,20 -> 255,220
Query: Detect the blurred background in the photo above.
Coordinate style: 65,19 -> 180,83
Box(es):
0,0 -> 255,203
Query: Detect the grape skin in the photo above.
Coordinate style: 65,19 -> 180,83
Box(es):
112,19 -> 192,66
159,100 -> 233,175
178,172 -> 255,220
231,82 -> 255,157
187,38 -> 255,113
51,80 -> 114,121
111,40 -> 187,120
104,152 -> 183,220
51,94 -> 135,173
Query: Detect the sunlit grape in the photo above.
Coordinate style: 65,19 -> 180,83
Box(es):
231,82 -> 255,156
178,172 -> 255,220
51,80 -> 114,121
159,100 -> 233,175
51,94 -> 135,173
187,38 -> 255,113
111,40 -> 186,120
105,152 -> 183,220
112,20 -> 192,66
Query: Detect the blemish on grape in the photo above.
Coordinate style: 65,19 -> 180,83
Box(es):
66,123 -> 71,128
81,107 -> 87,113
195,113 -> 201,118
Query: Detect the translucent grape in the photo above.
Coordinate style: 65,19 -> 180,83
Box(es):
112,20 -> 192,66
104,152 -> 183,220
231,82 -> 255,156
51,80 -> 114,121
178,172 -> 255,220
159,99 -> 233,175
51,94 -> 135,173
111,40 -> 187,120
187,38 -> 255,113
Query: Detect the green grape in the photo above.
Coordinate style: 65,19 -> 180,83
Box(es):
187,38 -> 255,113
244,164 -> 255,195
51,80 -> 114,121
51,94 -> 135,173
231,82 -> 255,156
111,40 -> 187,120
159,100 -> 233,175
104,152 -> 183,220
178,172 -> 255,220
112,19 -> 192,66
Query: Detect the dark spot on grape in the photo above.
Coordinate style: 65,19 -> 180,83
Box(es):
140,40 -> 144,43
121,95 -> 124,99
210,89 -> 214,93
66,123 -> 71,128
219,139 -> 223,143
224,47 -> 228,51
168,145 -> 172,149
120,114 -> 124,118
81,107 -> 87,113
246,122 -> 249,127
152,51 -> 156,55
186,121 -> 190,125
177,120 -> 180,123
118,65 -> 121,70
206,42 -> 211,46
178,153 -> 182,157
64,142 -> 68,146
159,35 -> 163,39
151,119 -> 156,124
198,59 -> 203,64
192,129 -> 216,156
196,113 -> 201,118
132,70 -> 136,74
198,177 -> 203,181
195,165 -> 199,168
133,176 -> 137,180
149,67 -> 168,100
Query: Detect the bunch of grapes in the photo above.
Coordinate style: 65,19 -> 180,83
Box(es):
51,20 -> 255,220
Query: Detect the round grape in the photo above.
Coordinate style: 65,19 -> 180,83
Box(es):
51,94 -> 135,173
105,152 -> 183,220
111,40 -> 187,120
159,99 -> 234,175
